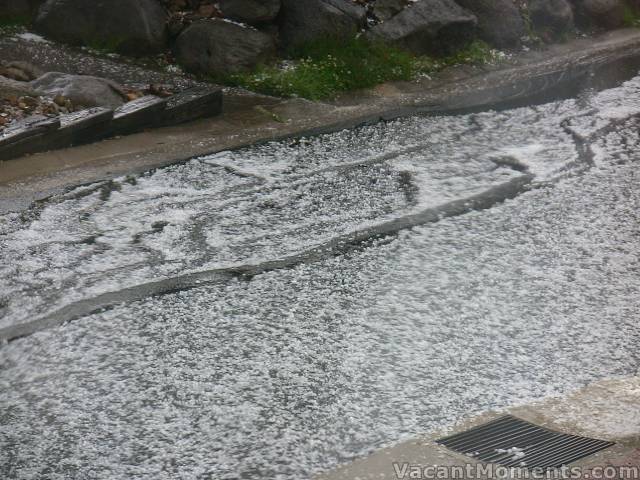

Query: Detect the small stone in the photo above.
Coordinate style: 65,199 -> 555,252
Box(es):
197,4 -> 217,17
0,67 -> 31,82
53,94 -> 67,106
126,91 -> 143,101
42,102 -> 60,114
4,61 -> 43,81
148,84 -> 173,97
19,96 -> 39,107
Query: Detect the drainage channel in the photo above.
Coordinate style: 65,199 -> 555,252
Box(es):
1,72 -> 640,480
3,68 -> 640,342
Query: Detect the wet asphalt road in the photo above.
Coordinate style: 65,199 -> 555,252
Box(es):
1,77 -> 640,479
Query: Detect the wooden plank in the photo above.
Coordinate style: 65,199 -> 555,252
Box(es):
0,115 -> 60,148
59,107 -> 114,145
161,87 -> 222,126
0,109 -> 116,161
0,131 -> 48,161
32,107 -> 115,151
0,88 -> 222,161
111,95 -> 167,135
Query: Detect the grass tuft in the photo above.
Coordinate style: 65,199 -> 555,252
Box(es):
85,36 -> 127,54
437,40 -> 497,68
0,15 -> 31,27
623,3 -> 640,27
227,38 -> 501,100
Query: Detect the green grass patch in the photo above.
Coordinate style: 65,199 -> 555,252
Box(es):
623,3 -> 640,27
227,37 -> 416,100
516,4 -> 545,46
227,38 -> 500,101
0,15 -> 31,28
437,40 -> 497,68
0,15 -> 32,38
85,36 -> 127,54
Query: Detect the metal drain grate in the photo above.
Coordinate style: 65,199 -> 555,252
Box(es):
436,415 -> 615,470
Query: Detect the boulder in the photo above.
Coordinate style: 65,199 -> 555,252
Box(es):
217,0 -> 281,25
529,0 -> 574,39
0,61 -> 44,82
366,0 -> 477,56
31,72 -> 126,109
0,0 -> 44,23
454,0 -> 525,49
279,0 -> 366,49
373,0 -> 410,22
570,0 -> 625,29
175,19 -> 276,75
0,76 -> 38,100
34,0 -> 168,55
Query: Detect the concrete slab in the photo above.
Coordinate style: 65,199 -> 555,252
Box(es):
512,377 -> 640,442
316,377 -> 640,480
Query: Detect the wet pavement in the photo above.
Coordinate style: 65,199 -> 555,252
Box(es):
1,74 -> 640,479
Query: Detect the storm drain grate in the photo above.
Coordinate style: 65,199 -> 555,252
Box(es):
436,415 -> 615,470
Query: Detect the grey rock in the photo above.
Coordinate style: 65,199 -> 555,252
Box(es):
217,0 -> 281,25
279,0 -> 366,49
367,0 -> 477,56
0,76 -> 38,100
455,0 -> 525,49
175,20 -> 276,75
529,0 -> 574,38
34,0 -> 168,55
570,0 -> 625,29
31,72 -> 125,109
373,0 -> 409,22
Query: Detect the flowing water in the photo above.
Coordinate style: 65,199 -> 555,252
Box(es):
1,76 -> 640,479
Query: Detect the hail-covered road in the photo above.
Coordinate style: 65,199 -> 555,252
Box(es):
1,75 -> 640,479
